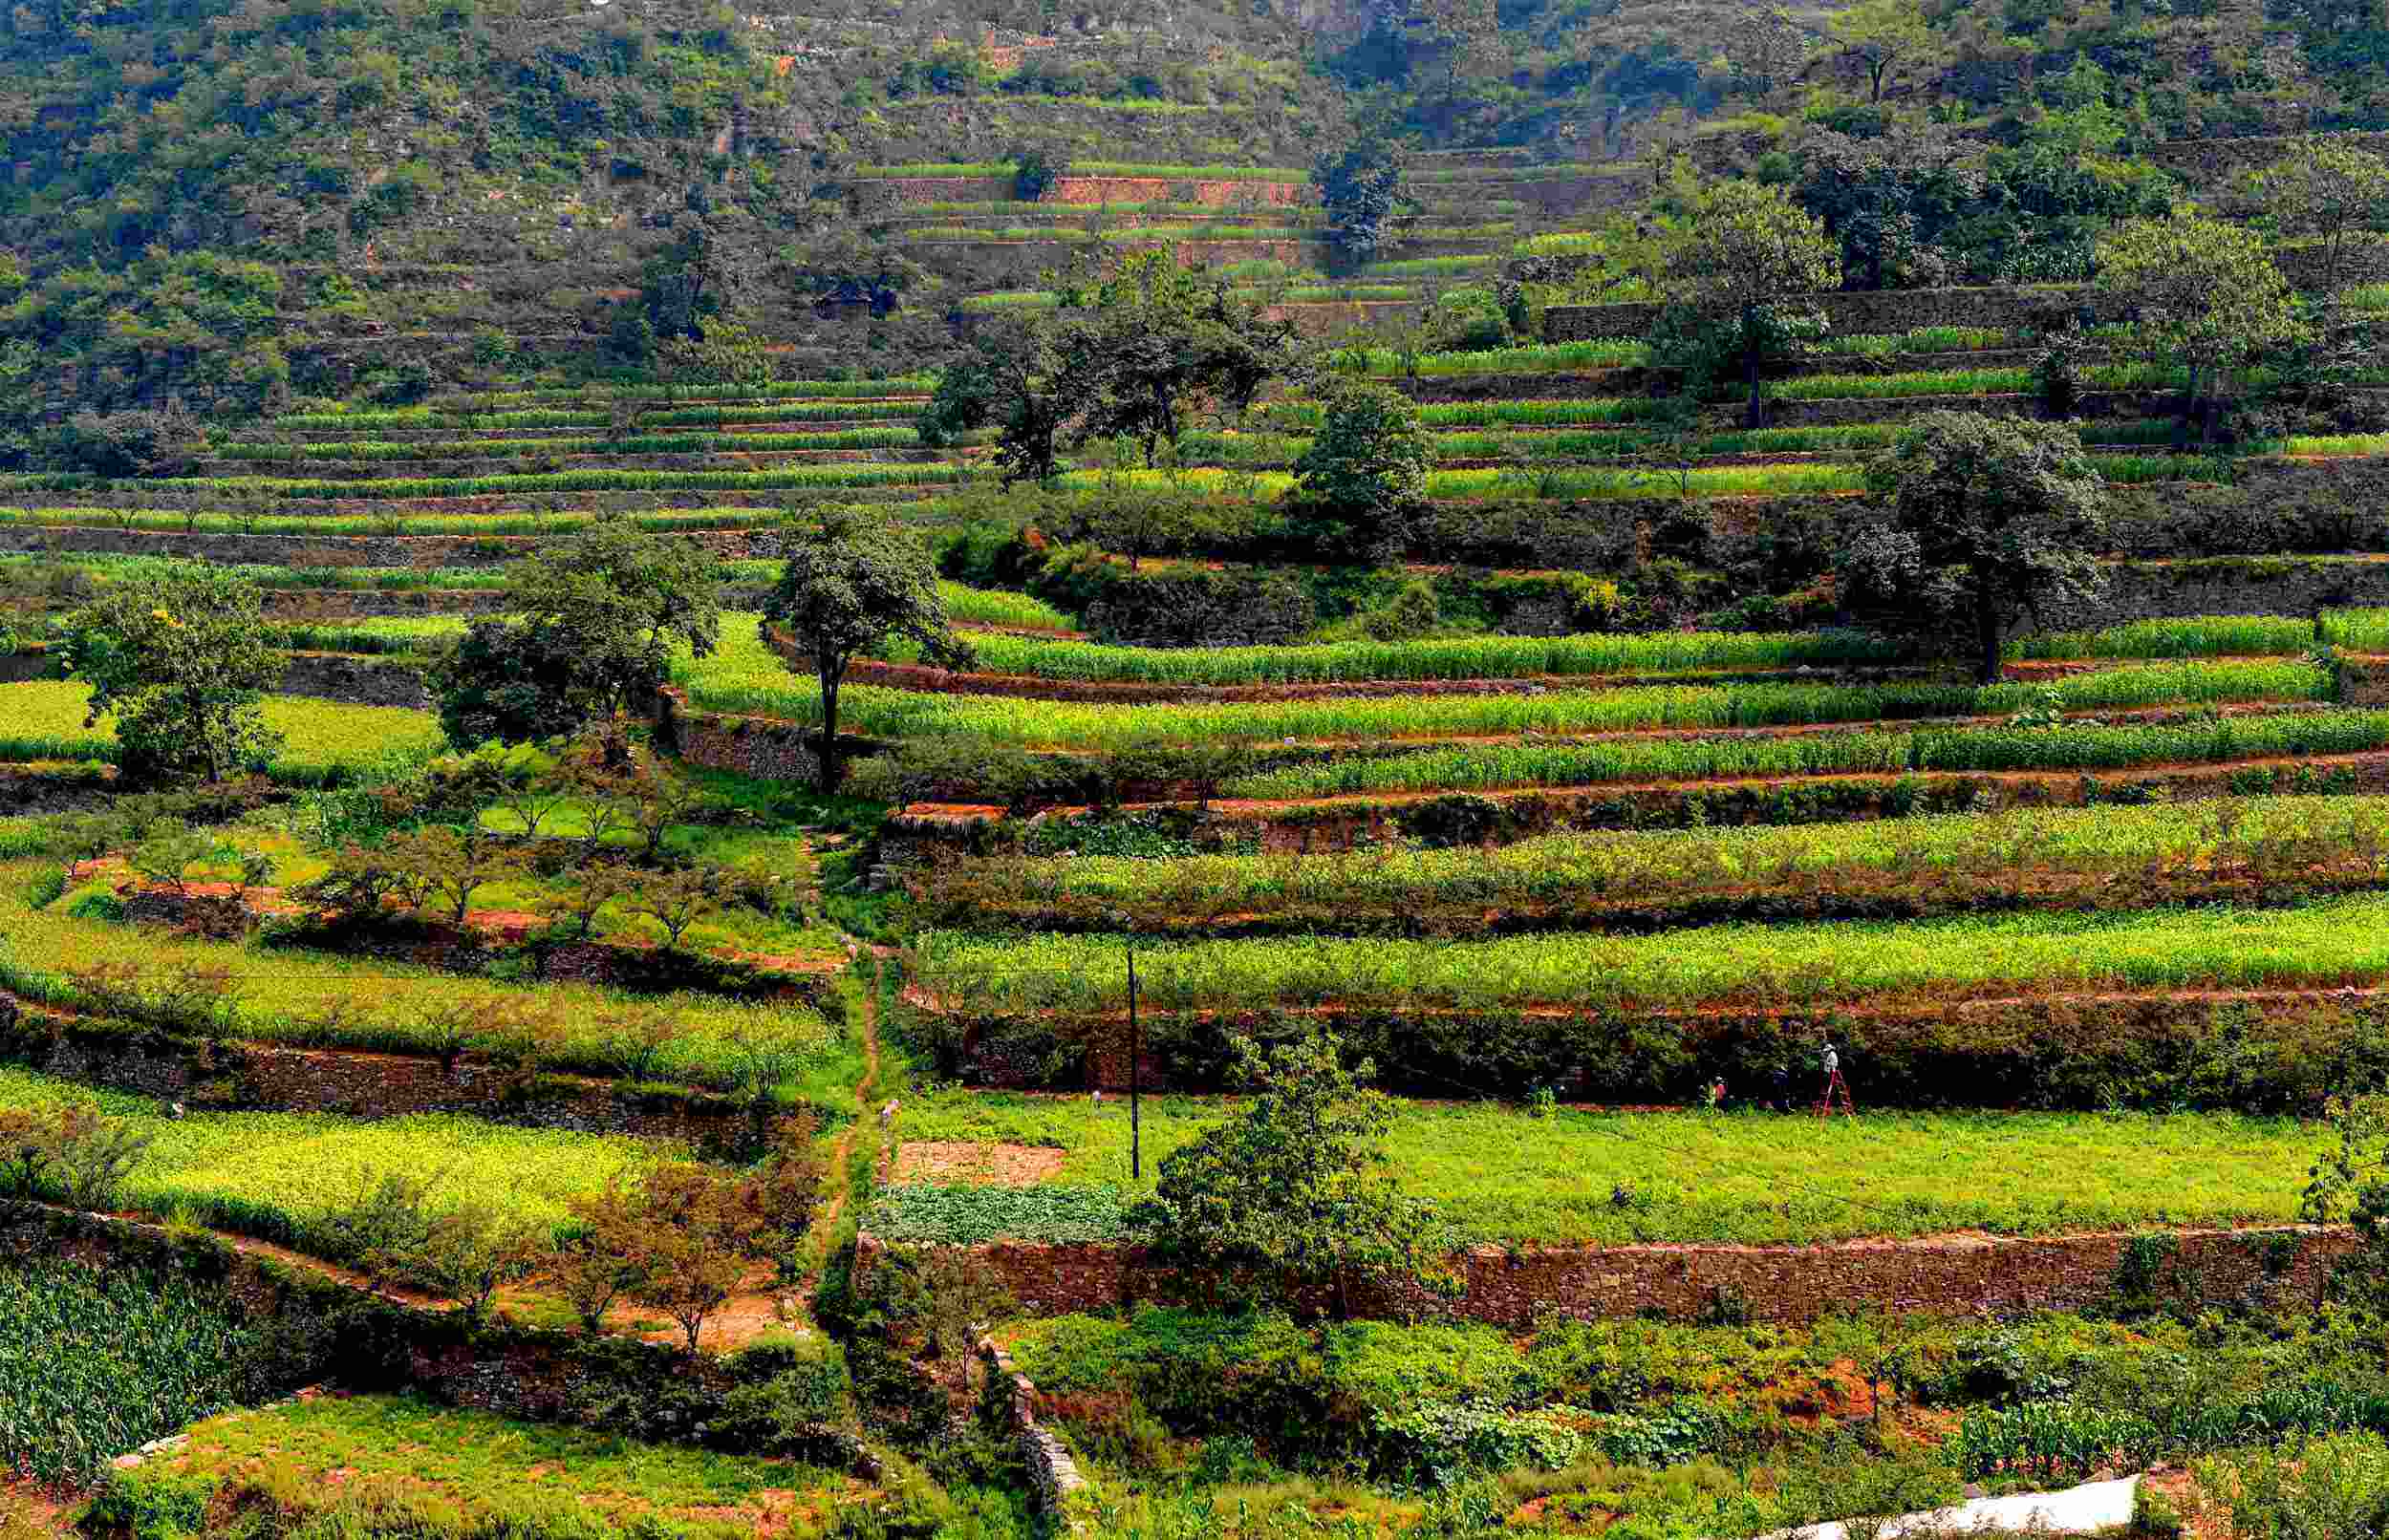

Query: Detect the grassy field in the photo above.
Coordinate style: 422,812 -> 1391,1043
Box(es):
0,1067 -> 647,1253
98,1393 -> 869,1539
874,1093 -> 2317,1246
910,891 -> 2389,1014
0,862 -> 838,1092
0,682 -> 444,786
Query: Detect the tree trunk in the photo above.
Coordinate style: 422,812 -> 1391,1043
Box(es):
1975,579 -> 2002,687
2184,362 -> 2202,443
1744,332 -> 1763,430
817,665 -> 843,793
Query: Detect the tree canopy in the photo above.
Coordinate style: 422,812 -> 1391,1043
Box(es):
1846,411 -> 2109,684
431,521 -> 722,750
2096,211 -> 2307,443
765,514 -> 972,791
1658,180 -> 1840,425
60,574 -> 283,783
1131,1032 -> 1455,1319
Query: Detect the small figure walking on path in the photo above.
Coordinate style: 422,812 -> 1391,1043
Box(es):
1818,1037 -> 1856,1120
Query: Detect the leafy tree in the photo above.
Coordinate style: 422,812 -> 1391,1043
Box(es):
628,1161 -> 763,1354
396,1203 -> 546,1325
1827,0 -> 1936,101
765,514 -> 972,791
1011,146 -> 1066,203
1316,128 -> 1411,268
2096,212 -> 2308,444
654,317 -> 773,392
2253,139 -> 2389,294
2302,1094 -> 2389,1314
39,407 -> 206,480
1055,249 -> 1299,461
1795,125 -> 1981,290
551,1177 -> 655,1334
431,521 -> 721,749
915,313 -> 1072,483
1847,411 -> 2108,685
383,823 -> 525,927
1723,0 -> 1806,96
634,213 -> 759,345
1282,377 -> 1432,566
1130,1032 -> 1456,1319
618,865 -> 730,949
60,574 -> 285,784
1658,181 -> 1840,426
926,251 -> 1294,480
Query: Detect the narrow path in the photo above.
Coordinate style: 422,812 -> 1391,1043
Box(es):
792,943 -> 886,1308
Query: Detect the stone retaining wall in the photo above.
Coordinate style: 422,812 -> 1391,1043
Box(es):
276,652 -> 432,707
978,1338 -> 1091,1528
866,1226 -> 2347,1327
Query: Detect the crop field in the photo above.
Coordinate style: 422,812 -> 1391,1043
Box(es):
872,1094 -> 2316,1246
917,795 -> 2389,932
0,1067 -> 645,1255
104,1395 -> 865,1537
911,892 -> 2389,1014
0,682 -> 444,784
1220,710 -> 2389,797
0,862 -> 837,1090
0,1258 -> 280,1488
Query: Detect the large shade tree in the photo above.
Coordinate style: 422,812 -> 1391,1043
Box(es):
765,514 -> 972,791
2096,211 -> 2307,445
432,520 -> 721,749
1658,180 -> 1840,426
1845,411 -> 2109,685
60,573 -> 284,783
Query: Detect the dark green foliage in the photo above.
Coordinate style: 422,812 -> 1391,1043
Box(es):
59,573 -> 284,784
0,1258 -> 281,1488
1011,147 -> 1066,203
1845,412 -> 2109,683
765,512 -> 969,790
1281,378 -> 1431,565
431,520 -> 721,748
1316,129 -> 1410,267
1130,1033 -> 1455,1317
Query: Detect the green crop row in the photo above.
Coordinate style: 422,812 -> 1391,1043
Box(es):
910,888 -> 2389,1015
269,400 -> 922,432
264,615 -> 475,654
0,1257 -> 275,1488
1226,708 -> 2389,799
686,619 -> 2325,749
0,682 -> 444,786
433,377 -> 936,408
0,504 -> 822,538
850,161 -> 1307,180
0,552 -> 521,591
938,582 -> 1076,631
936,794 -> 2389,930
929,625 -> 1908,684
0,1067 -> 643,1263
218,428 -> 926,460
2009,615 -> 2326,660
0,860 -> 834,1090
61,464 -> 969,501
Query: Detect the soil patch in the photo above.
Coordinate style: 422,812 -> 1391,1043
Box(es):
893,1141 -> 1066,1187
